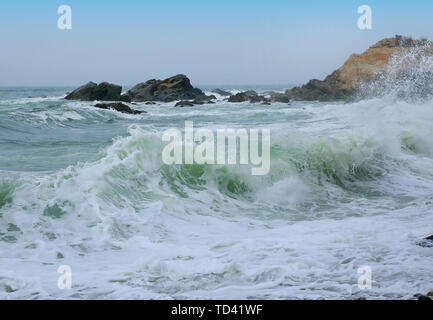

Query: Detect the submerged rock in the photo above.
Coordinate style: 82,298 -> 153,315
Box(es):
417,235 -> 433,247
65,82 -> 129,102
126,74 -> 212,102
414,293 -> 432,301
193,94 -> 216,104
174,95 -> 216,107
93,103 -> 145,114
174,100 -> 195,107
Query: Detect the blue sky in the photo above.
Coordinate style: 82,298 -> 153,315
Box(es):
1,0 -> 433,86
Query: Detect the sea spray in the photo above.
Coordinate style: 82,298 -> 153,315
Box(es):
357,42 -> 433,101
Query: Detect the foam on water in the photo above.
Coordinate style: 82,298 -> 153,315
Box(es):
1,52 -> 433,299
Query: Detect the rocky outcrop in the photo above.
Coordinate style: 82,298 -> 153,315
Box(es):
93,103 -> 145,114
227,90 -> 290,104
125,74 -> 213,102
65,75 -> 213,104
65,82 -> 130,102
65,82 -> 97,101
228,91 -> 266,103
285,35 -> 432,101
269,92 -> 291,103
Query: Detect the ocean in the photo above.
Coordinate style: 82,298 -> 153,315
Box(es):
0,83 -> 433,299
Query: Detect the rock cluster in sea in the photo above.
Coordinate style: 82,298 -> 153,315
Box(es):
66,74 -> 214,104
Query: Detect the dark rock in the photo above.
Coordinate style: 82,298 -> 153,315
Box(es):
65,82 -> 97,101
414,294 -> 432,301
270,92 -> 291,103
285,78 -> 351,101
418,235 -> 433,247
175,100 -> 195,107
65,81 -> 126,101
120,94 -> 131,102
92,82 -> 122,101
212,88 -> 232,96
228,92 -> 248,103
127,74 -> 213,102
228,90 -> 265,103
93,103 -> 145,115
249,95 -> 265,103
194,94 -> 216,103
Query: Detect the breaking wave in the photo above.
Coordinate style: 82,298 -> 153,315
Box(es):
2,47 -> 433,299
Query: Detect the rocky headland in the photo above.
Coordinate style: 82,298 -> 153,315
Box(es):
285,35 -> 433,101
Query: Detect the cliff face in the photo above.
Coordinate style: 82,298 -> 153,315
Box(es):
285,35 -> 430,101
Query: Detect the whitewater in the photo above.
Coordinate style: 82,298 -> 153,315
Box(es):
1,49 -> 433,299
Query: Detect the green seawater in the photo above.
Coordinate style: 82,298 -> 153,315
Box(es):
0,87 -> 433,299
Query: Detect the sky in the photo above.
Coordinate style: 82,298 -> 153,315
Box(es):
1,0 -> 433,86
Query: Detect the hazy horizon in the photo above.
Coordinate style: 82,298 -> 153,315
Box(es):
1,0 -> 433,86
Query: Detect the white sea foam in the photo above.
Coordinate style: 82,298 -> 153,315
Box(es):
1,56 -> 433,298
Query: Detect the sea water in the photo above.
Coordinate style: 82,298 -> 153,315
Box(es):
1,60 -> 433,299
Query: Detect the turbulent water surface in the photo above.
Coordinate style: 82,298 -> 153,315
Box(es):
0,82 -> 433,299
